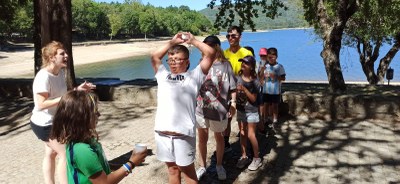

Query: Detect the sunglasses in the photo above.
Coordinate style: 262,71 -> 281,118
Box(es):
226,34 -> 239,39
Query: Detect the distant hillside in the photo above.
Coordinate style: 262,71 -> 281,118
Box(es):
199,0 -> 309,31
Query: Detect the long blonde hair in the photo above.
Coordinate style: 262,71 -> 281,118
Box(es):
41,41 -> 65,68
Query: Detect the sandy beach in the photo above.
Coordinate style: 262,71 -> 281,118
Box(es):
0,39 -> 172,78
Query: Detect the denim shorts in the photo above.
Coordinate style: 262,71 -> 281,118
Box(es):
236,111 -> 260,123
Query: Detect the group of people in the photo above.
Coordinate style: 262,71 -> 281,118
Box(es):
150,26 -> 286,183
29,25 -> 285,184
30,41 -> 148,184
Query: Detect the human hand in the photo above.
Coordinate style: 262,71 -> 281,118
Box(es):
182,32 -> 195,44
269,73 -> 275,80
237,84 -> 244,91
171,33 -> 187,45
129,148 -> 148,166
76,81 -> 96,92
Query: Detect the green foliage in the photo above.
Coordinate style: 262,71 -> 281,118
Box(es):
202,0 -> 307,30
206,0 -> 291,31
72,0 -> 110,39
11,2 -> 33,38
120,2 -> 142,36
108,13 -> 123,39
0,0 -> 30,37
71,0 -> 213,39
139,10 -> 156,36
344,0 -> 400,46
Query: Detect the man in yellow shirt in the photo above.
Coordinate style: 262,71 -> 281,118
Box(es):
223,25 -> 253,152
224,26 -> 254,75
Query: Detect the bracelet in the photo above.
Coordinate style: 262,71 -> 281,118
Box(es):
127,160 -> 136,169
123,163 -> 132,173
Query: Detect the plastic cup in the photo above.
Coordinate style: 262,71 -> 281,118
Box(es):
134,143 -> 147,153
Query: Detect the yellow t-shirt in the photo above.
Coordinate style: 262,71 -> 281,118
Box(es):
224,47 -> 253,75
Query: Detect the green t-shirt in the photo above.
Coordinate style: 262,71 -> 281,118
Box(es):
66,140 -> 111,184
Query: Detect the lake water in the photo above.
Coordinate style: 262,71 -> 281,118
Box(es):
75,28 -> 400,82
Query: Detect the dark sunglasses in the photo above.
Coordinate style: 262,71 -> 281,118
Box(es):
226,34 -> 239,39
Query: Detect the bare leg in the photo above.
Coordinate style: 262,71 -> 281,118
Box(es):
272,103 -> 279,122
238,122 -> 248,158
166,162 -> 182,184
223,117 -> 232,143
47,139 -> 67,184
267,103 -> 273,121
179,163 -> 198,184
247,123 -> 259,158
197,128 -> 209,168
43,143 -> 57,184
213,131 -> 225,166
258,104 -> 265,131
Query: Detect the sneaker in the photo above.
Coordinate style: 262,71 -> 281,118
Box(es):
248,158 -> 262,171
196,167 -> 206,180
224,142 -> 232,153
236,156 -> 250,169
216,165 -> 226,180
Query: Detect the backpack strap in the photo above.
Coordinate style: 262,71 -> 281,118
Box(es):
68,142 -> 79,184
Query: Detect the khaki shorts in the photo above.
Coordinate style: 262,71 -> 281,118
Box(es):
196,115 -> 228,133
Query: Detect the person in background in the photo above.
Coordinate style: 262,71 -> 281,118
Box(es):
50,91 -> 147,183
150,32 -> 216,184
262,47 -> 286,133
257,47 -> 268,135
244,46 -> 255,58
195,35 -> 236,180
30,41 -> 95,184
235,56 -> 263,171
223,25 -> 253,152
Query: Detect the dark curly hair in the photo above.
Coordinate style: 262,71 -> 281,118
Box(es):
50,91 -> 99,144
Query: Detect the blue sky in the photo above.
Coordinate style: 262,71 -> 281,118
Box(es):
94,0 -> 212,11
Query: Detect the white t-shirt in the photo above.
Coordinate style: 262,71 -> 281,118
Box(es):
262,63 -> 285,95
154,65 -> 205,137
30,69 -> 67,126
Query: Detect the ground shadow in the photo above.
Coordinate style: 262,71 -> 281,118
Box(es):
108,149 -> 155,171
0,97 -> 33,137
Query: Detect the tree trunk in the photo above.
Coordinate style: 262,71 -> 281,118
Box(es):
33,0 -> 76,88
316,0 -> 355,93
360,56 -> 379,84
321,29 -> 346,92
356,40 -> 380,85
377,33 -> 400,82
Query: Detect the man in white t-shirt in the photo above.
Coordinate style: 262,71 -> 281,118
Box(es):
150,32 -> 215,183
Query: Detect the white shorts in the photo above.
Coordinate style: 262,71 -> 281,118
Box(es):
196,115 -> 228,132
154,132 -> 196,166
237,111 -> 260,123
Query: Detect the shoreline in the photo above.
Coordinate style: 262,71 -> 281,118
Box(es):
0,39 -> 170,78
0,36 -> 221,78
1,35 -> 398,85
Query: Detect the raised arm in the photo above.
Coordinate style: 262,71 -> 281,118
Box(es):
185,33 -> 216,74
150,33 -> 185,73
